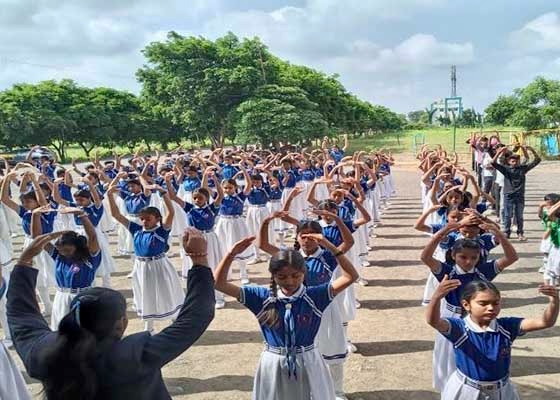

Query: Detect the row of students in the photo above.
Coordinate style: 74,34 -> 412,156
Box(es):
0,142 -> 398,400
415,144 -> 560,399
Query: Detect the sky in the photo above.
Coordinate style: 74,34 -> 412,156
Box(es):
1,0 -> 560,114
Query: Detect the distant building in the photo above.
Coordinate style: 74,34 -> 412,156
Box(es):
430,97 -> 463,124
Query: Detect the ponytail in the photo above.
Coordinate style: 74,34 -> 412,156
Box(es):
258,278 -> 280,328
43,306 -> 98,399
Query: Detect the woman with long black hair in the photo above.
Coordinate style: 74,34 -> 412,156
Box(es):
6,228 -> 215,400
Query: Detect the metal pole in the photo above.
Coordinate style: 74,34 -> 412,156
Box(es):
453,121 -> 457,151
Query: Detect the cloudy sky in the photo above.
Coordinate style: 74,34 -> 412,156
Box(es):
1,0 -> 560,113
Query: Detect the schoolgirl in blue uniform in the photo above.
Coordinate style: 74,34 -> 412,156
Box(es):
259,216 -> 351,399
167,169 -> 227,308
420,221 -> 519,392
112,173 -> 152,256
53,178 -> 117,288
1,171 -> 56,315
264,175 -> 285,247
427,278 -> 559,399
246,174 -> 271,264
214,165 -> 255,285
313,158 -> 331,201
52,169 -> 76,232
278,158 -> 303,221
40,213 -> 102,330
179,165 -> 202,204
107,184 -> 184,332
214,234 -> 359,400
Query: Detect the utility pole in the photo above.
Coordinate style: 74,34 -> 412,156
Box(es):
451,65 -> 457,98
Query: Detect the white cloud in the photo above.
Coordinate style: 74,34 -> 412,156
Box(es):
329,34 -> 474,73
509,12 -> 560,52
505,56 -> 542,73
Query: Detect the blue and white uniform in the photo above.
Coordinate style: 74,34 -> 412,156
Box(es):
214,193 -> 255,268
302,248 -> 347,368
71,202 -> 117,283
117,191 -> 151,256
48,247 -> 102,330
180,176 -> 201,204
265,185 -> 285,241
181,203 -> 225,294
320,219 -> 357,324
240,283 -> 337,400
441,316 -> 523,399
19,206 -> 57,290
432,260 -> 501,392
53,183 -> 76,232
128,222 -> 184,321
246,187 -> 271,260
279,169 -> 304,221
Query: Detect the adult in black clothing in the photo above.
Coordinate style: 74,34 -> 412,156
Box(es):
7,228 -> 215,400
491,145 -> 541,241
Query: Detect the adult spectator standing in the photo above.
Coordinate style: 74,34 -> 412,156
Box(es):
491,145 -> 541,241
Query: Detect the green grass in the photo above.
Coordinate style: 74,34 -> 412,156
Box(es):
346,126 -> 526,155
3,126 -> 531,162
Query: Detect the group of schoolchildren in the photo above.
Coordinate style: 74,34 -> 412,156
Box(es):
0,137 -> 397,400
416,141 -> 559,399
0,133 -> 558,399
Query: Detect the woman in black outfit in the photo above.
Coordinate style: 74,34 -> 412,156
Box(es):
7,228 -> 215,400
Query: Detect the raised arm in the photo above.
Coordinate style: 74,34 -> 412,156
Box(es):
214,237 -> 255,298
141,229 -> 215,367
306,181 -> 320,208
282,186 -> 303,212
420,223 -> 458,272
80,213 -> 100,254
484,225 -> 518,271
7,231 -> 66,377
158,188 -> 174,230
524,146 -> 542,171
520,285 -> 559,332
1,172 -> 20,212
258,213 -> 283,256
342,134 -> 349,152
106,186 -> 130,227
317,234 -> 359,296
414,205 -> 442,233
426,275 -> 462,333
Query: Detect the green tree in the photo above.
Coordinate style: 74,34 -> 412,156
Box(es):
138,32 -> 280,148
484,95 -> 518,126
234,84 -> 327,146
407,110 -> 427,123
510,77 -> 560,130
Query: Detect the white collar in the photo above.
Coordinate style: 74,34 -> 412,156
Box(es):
318,219 -> 335,228
453,265 -> 476,275
465,315 -> 498,332
299,247 -> 322,259
142,224 -> 160,232
277,284 -> 304,300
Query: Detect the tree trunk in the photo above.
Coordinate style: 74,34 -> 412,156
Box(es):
51,141 -> 66,163
78,142 -> 94,158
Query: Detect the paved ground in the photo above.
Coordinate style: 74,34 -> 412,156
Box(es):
4,161 -> 560,399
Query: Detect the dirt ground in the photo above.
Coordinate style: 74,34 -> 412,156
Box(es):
5,161 -> 560,399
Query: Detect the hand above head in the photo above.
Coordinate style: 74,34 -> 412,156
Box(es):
18,231 -> 67,264
433,275 -> 461,299
538,284 -> 559,300
229,236 -> 256,256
